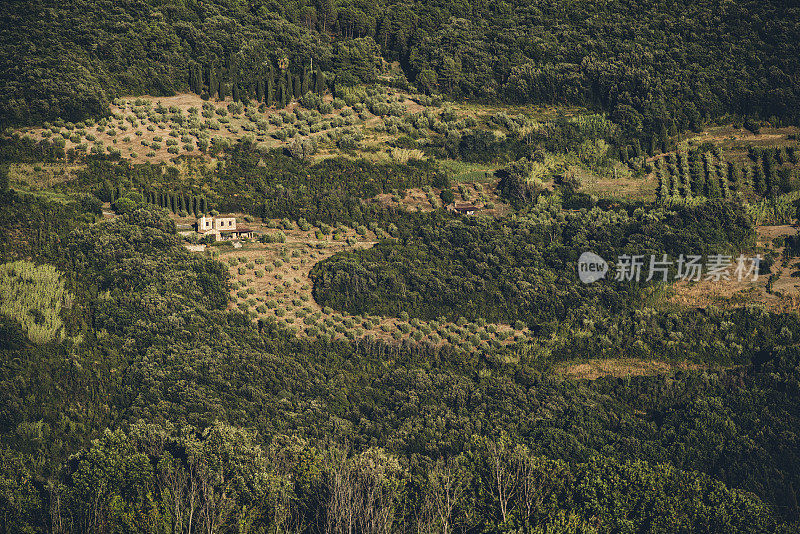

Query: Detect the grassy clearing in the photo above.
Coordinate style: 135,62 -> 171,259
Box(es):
0,261 -> 72,343
438,159 -> 497,183
555,358 -> 709,380
665,225 -> 800,314
8,162 -> 84,190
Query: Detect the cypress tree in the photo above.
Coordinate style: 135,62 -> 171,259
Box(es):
680,152 -> 691,198
294,75 -> 302,98
256,79 -> 264,102
279,80 -> 288,108
219,79 -> 227,100
302,68 -> 310,95
209,67 -> 219,100
189,63 -> 197,94
232,80 -> 240,102
788,146 -> 798,165
632,138 -> 642,159
201,196 -> 208,214
763,152 -> 776,192
740,166 -> 751,197
754,160 -> 766,196
728,162 -> 740,192
266,68 -> 275,106
315,67 -> 325,94
286,72 -> 293,102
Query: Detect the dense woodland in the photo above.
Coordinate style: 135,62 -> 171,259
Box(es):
311,201 -> 753,328
59,143 -> 446,225
2,0 -> 800,145
3,0 -> 800,531
0,187 -> 799,531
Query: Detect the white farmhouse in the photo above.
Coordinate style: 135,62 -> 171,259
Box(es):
195,215 -> 253,241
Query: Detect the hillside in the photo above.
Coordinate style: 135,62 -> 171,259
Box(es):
1,0 -> 800,531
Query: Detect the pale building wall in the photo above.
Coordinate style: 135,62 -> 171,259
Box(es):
213,217 -> 237,231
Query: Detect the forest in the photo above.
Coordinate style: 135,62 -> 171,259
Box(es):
2,0 -> 800,531
311,201 -> 753,327
1,186 -> 800,531
2,0 -> 800,147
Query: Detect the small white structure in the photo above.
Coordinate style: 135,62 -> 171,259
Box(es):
195,215 -> 253,241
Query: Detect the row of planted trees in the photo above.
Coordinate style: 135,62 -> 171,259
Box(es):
105,183 -> 210,217
144,190 -> 209,217
655,147 -> 799,202
189,58 -> 327,108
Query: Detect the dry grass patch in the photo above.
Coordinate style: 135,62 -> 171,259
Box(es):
557,358 -> 708,380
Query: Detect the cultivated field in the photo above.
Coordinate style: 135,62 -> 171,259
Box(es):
202,218 -> 530,351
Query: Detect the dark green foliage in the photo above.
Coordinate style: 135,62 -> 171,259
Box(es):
266,68 -> 275,106
301,67 -> 310,95
256,78 -> 264,102
286,71 -> 293,103
278,79 -> 288,108
0,192 -> 97,266
1,0 -> 797,139
2,194 -> 800,529
232,79 -> 241,102
209,66 -> 219,99
0,135 -> 65,163
312,201 -> 754,330
0,165 -> 8,194
315,66 -> 326,94
4,0 -> 800,527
